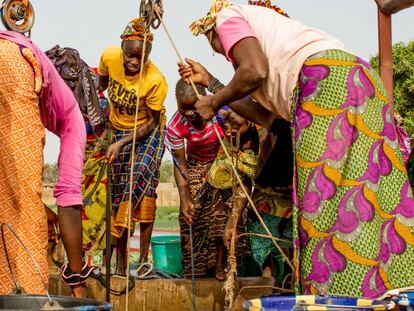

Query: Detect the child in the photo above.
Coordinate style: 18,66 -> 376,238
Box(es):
166,79 -> 233,280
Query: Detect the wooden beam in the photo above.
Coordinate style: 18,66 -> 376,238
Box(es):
377,8 -> 394,112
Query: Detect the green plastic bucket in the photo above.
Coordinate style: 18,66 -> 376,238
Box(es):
151,235 -> 183,275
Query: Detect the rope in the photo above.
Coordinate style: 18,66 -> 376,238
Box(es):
124,31 -> 149,311
223,129 -> 240,311
189,224 -> 197,311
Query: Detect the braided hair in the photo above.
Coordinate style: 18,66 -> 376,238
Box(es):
175,79 -> 206,104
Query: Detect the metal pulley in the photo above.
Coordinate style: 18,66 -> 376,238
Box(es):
139,0 -> 163,29
0,0 -> 35,34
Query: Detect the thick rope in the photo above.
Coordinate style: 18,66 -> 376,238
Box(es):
124,31 -> 149,311
223,130 -> 240,310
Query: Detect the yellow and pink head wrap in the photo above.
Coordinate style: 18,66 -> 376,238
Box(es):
189,0 -> 289,39
120,18 -> 154,43
248,0 -> 289,17
189,0 -> 233,38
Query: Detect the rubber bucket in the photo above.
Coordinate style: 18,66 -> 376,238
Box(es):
151,235 -> 182,275
0,294 -> 112,310
243,295 -> 395,311
391,292 -> 414,311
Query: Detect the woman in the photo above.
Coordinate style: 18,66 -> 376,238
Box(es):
0,31 -> 86,297
98,18 -> 167,275
179,0 -> 414,298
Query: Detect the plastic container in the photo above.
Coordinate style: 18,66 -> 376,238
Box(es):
243,295 -> 395,311
151,235 -> 183,275
391,291 -> 414,311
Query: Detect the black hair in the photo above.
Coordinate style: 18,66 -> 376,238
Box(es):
175,79 -> 206,104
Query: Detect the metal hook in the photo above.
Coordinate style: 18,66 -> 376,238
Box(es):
0,223 -> 53,306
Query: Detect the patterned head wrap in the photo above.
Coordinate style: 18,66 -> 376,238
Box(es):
248,0 -> 289,17
120,18 -> 154,43
189,0 -> 233,37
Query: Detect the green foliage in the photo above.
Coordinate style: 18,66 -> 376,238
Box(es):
159,160 -> 174,183
43,162 -> 58,183
153,206 -> 180,230
370,41 -> 414,138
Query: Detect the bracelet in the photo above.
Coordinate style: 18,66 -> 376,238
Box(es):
207,77 -> 225,94
61,262 -> 96,287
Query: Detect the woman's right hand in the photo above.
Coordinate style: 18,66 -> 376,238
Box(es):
178,58 -> 212,87
106,141 -> 122,164
180,200 -> 195,225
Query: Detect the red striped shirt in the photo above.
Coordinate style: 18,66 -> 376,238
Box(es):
166,111 -> 224,162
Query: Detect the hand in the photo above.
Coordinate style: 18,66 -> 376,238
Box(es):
153,3 -> 163,18
223,218 -> 236,249
45,204 -> 58,243
106,141 -> 122,164
195,95 -> 217,121
178,58 -> 212,87
180,200 -> 195,225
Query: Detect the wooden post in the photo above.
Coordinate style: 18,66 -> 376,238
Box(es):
378,8 -> 394,112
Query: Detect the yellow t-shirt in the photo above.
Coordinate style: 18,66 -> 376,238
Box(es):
98,46 -> 168,130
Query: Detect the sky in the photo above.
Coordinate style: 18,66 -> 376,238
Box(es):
3,0 -> 413,163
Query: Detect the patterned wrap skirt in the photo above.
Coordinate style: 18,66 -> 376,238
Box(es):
179,159 -> 248,277
292,49 -> 414,298
111,122 -> 165,238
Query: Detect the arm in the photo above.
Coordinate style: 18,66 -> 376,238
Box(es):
172,147 -> 194,224
212,37 -> 269,109
98,75 -> 109,93
106,107 -> 161,163
211,80 -> 276,128
223,179 -> 252,249
178,53 -> 273,126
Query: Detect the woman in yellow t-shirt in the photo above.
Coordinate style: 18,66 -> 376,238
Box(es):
98,18 -> 168,275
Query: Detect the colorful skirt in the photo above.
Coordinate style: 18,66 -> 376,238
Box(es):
179,159 -> 248,277
0,39 -> 47,294
111,123 -> 165,237
81,126 -> 109,250
248,186 -> 293,268
292,49 -> 414,298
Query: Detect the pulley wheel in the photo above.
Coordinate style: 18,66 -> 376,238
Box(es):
139,0 -> 162,29
0,0 -> 35,34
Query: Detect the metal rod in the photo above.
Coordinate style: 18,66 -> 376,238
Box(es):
105,138 -> 112,303
1,223 -> 53,305
189,224 -> 197,311
378,8 -> 394,113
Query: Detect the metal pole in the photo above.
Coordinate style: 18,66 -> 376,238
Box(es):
378,8 -> 394,113
105,135 -> 112,303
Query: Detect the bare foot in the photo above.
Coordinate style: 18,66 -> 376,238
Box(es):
215,264 -> 226,282
71,284 -> 86,298
136,263 -> 152,277
114,266 -> 126,276
262,266 -> 273,278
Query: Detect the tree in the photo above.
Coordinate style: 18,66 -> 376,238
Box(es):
370,41 -> 414,139
159,160 -> 175,184
43,163 -> 58,183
